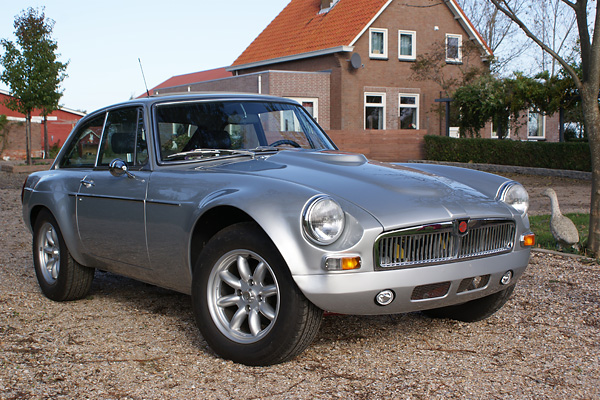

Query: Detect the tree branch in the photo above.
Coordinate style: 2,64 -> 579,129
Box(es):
487,0 -> 583,89
559,0 -> 577,10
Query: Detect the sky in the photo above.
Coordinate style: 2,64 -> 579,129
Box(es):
0,0 -> 291,113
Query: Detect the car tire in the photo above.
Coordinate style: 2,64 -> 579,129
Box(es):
422,285 -> 516,322
192,222 -> 323,366
32,210 -> 94,301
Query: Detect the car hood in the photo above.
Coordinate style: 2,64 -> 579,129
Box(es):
211,150 -> 514,230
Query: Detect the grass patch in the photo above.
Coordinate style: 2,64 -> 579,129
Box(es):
528,213 -> 589,254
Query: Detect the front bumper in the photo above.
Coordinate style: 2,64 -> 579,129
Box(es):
293,249 -> 531,315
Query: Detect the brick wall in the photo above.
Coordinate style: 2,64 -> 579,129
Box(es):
327,129 -> 426,162
268,71 -> 331,129
1,121 -> 43,159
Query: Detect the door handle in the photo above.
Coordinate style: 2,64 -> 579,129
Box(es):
80,179 -> 95,188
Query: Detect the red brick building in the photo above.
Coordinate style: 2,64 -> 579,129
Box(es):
150,0 -> 560,160
0,89 -> 85,159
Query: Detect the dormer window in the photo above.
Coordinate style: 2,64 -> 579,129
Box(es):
369,28 -> 388,59
446,34 -> 462,63
319,0 -> 339,14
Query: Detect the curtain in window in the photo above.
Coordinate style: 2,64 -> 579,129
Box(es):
371,32 -> 384,55
400,34 -> 412,56
366,107 -> 383,129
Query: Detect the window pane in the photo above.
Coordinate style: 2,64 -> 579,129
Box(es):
59,114 -> 105,168
400,107 -> 417,129
366,106 -> 384,129
366,95 -> 382,104
447,36 -> 459,59
99,108 -> 140,165
528,112 -> 543,137
400,34 -> 413,56
301,101 -> 314,117
400,96 -> 416,105
371,31 -> 384,54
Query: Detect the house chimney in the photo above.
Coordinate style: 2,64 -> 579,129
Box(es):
320,0 -> 332,10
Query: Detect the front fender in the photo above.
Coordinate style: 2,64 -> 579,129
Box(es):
193,176 -> 384,277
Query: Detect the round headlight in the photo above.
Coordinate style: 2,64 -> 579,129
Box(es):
501,183 -> 529,214
302,196 -> 345,245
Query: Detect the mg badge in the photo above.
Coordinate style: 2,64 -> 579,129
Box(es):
455,219 -> 469,236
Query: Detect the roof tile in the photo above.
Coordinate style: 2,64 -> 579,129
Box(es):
232,0 -> 389,66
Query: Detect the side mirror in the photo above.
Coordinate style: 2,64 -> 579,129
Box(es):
109,158 -> 135,179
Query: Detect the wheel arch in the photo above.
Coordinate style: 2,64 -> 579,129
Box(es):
28,205 -> 48,231
190,205 -> 260,274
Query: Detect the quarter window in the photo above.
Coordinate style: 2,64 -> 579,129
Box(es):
398,31 -> 416,60
365,93 -> 386,130
446,34 -> 462,63
399,94 -> 419,129
59,114 -> 106,168
369,28 -> 388,59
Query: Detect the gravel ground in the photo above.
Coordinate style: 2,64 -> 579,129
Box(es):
1,171 -> 599,399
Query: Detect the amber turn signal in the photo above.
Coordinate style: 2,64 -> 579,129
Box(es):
521,233 -> 535,247
324,256 -> 362,271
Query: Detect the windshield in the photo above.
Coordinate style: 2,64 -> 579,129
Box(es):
154,100 -> 336,161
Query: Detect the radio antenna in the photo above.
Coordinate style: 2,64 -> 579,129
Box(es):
138,58 -> 150,97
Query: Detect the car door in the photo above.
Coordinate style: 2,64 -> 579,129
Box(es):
76,106 -> 152,269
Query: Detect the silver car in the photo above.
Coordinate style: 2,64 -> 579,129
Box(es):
22,93 -> 534,366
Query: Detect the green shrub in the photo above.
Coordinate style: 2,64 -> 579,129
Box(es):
424,135 -> 591,171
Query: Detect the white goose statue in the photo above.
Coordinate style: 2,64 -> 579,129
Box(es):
542,188 -> 580,250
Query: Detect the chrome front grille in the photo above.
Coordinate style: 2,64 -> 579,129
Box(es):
376,219 -> 516,269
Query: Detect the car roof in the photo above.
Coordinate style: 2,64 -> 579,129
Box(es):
91,92 -> 298,114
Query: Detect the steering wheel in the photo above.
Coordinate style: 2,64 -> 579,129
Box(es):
269,139 -> 301,148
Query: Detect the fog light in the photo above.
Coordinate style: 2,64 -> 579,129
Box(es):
375,290 -> 395,306
501,270 -> 513,285
324,256 -> 361,271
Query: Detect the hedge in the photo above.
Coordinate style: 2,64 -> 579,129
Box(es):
424,135 -> 591,172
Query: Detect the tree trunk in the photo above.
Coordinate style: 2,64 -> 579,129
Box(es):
581,86 -> 600,255
25,111 -> 32,166
43,115 -> 49,158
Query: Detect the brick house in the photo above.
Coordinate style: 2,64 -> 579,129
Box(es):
150,0 -> 560,160
0,88 -> 85,159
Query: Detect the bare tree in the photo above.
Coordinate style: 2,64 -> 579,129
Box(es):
456,0 -> 530,73
531,0 -> 578,76
487,0 -> 600,254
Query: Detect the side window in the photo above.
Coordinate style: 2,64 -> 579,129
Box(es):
59,114 -> 106,168
98,107 -> 148,166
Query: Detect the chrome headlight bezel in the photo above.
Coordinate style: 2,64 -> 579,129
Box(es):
499,182 -> 529,215
302,195 -> 345,245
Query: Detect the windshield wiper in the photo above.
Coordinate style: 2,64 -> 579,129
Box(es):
166,148 -> 254,161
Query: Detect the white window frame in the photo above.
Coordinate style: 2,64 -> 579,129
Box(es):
369,28 -> 388,59
286,97 -> 319,122
398,93 -> 419,129
364,92 -> 386,130
398,30 -> 416,61
527,110 -> 546,140
445,34 -> 462,63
